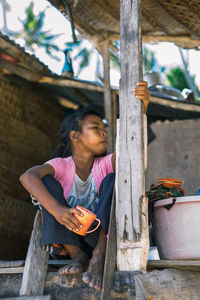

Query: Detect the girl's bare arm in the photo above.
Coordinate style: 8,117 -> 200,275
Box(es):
19,164 -> 82,231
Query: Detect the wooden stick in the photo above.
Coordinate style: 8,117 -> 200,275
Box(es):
1,296 -> 51,300
148,259 -> 200,271
0,260 -> 24,268
0,267 -> 24,274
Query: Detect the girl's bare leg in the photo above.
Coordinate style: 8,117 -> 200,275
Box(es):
58,244 -> 89,275
82,227 -> 106,290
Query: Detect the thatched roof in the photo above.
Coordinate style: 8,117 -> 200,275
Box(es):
48,0 -> 200,49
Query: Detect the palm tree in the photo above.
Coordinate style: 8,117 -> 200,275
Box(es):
167,67 -> 190,91
179,48 -> 200,98
65,40 -> 92,76
65,40 -> 159,80
143,46 -> 156,73
13,2 -> 60,59
64,39 -> 120,80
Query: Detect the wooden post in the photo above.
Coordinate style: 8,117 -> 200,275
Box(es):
116,0 -> 149,271
101,40 -> 114,153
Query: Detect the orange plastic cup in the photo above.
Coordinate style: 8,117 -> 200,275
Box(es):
72,205 -> 101,236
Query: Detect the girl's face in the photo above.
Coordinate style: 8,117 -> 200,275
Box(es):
77,114 -> 108,155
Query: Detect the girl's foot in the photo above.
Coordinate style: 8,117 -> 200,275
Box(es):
82,252 -> 105,290
58,244 -> 89,275
82,227 -> 107,290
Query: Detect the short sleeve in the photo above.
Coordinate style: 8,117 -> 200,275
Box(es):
96,154 -> 113,174
45,157 -> 75,198
45,158 -> 65,181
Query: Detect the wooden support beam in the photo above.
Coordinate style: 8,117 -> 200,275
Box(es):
57,97 -> 79,109
99,32 -> 200,50
0,267 -> 24,274
148,259 -> 200,271
143,35 -> 200,49
101,40 -> 114,153
0,58 -> 107,95
0,261 -> 24,268
39,76 -> 104,92
20,211 -> 49,296
135,269 -> 200,300
2,269 -> 200,299
150,96 -> 200,112
1,296 -> 51,300
68,87 -> 92,106
0,60 -> 42,81
116,0 -> 149,271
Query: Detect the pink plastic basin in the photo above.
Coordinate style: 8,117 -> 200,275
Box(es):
153,196 -> 200,259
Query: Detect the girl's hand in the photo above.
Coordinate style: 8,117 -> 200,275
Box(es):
134,81 -> 150,113
54,206 -> 83,232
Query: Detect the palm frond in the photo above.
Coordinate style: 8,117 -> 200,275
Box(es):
109,50 -> 120,68
65,40 -> 82,48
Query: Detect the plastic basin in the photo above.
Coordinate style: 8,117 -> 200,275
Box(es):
153,196 -> 200,259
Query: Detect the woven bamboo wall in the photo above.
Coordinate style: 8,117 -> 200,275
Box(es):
0,79 -> 64,259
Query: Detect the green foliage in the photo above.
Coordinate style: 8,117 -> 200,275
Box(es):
65,41 -> 158,79
65,40 -> 91,75
14,2 -> 60,58
66,40 -> 121,76
74,47 -> 90,75
109,40 -> 120,69
65,40 -> 82,48
166,67 -> 190,91
142,46 -> 156,72
109,50 -> 120,68
109,45 -> 157,72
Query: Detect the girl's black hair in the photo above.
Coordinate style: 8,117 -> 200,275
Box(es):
52,105 -> 104,158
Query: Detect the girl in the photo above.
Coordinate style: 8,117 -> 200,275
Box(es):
20,81 -> 150,291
